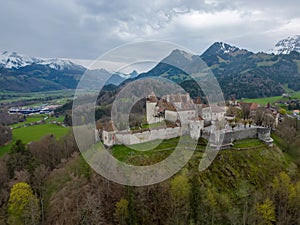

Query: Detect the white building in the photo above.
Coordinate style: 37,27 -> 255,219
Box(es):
202,104 -> 226,122
146,92 -> 203,125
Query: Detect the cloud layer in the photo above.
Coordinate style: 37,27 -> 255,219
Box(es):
1,0 -> 299,59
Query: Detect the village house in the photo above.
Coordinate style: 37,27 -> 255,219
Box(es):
228,96 -> 238,106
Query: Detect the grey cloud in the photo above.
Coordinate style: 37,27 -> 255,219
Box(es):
0,0 -> 299,59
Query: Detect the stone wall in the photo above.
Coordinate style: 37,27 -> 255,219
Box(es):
189,120 -> 204,140
221,128 -> 258,144
165,110 -> 178,122
202,107 -> 212,121
177,110 -> 196,124
115,127 -> 182,145
146,102 -> 158,124
209,127 -> 272,147
257,127 -> 271,141
103,130 -> 115,146
102,124 -> 272,148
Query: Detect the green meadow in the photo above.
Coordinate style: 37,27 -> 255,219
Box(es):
11,115 -> 65,128
0,123 -> 70,157
242,90 -> 300,105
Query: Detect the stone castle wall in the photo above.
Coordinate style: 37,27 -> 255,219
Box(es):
209,127 -> 272,147
221,128 -> 258,144
115,127 -> 182,145
102,124 -> 272,147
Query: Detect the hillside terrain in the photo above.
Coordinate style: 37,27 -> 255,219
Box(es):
1,134 -> 299,225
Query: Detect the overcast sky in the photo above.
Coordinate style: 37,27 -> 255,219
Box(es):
1,0 -> 300,60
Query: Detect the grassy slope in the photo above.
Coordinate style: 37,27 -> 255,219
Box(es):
186,144 -> 291,205
111,137 -> 291,192
242,96 -> 284,105
0,123 -> 69,157
112,137 -> 206,165
242,90 -> 300,105
44,137 -> 294,220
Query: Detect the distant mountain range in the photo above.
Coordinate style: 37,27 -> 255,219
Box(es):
0,51 -> 86,92
106,35 -> 300,99
1,35 -> 300,99
200,42 -> 300,99
0,51 -> 138,92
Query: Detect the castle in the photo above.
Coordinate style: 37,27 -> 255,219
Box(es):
100,91 -> 274,148
102,92 -> 227,147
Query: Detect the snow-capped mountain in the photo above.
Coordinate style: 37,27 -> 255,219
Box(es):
0,51 -> 85,70
269,35 -> 300,55
0,51 -> 87,92
201,42 -> 251,67
216,42 -> 240,54
204,42 -> 241,56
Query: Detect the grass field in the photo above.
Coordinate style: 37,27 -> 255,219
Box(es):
242,90 -> 300,105
11,116 -> 44,128
0,123 -> 70,157
233,138 -> 263,148
112,138 -> 179,163
111,136 -> 207,165
242,96 -> 284,105
11,115 -> 65,128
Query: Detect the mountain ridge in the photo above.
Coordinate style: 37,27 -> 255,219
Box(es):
111,39 -> 300,100
268,35 -> 300,55
2,35 -> 300,98
0,51 -> 85,71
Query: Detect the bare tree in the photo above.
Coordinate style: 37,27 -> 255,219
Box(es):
31,165 -> 49,223
276,116 -> 299,152
240,103 -> 251,119
80,193 -> 104,225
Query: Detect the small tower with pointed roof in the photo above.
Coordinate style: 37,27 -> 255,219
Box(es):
194,96 -> 203,117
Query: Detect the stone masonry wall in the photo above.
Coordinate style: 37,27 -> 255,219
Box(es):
210,127 -> 271,146
115,127 -> 182,145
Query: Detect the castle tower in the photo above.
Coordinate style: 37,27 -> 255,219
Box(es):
146,91 -> 158,124
194,96 -> 203,117
189,116 -> 204,140
102,120 -> 117,147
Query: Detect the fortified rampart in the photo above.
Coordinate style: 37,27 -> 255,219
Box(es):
113,127 -> 182,145
209,126 -> 273,149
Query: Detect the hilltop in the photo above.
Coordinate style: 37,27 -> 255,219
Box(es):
15,137 -> 300,225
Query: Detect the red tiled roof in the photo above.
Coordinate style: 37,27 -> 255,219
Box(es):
239,102 -> 259,111
250,103 -> 259,110
194,97 -> 202,104
156,99 -> 177,112
104,120 -> 117,132
147,91 -> 157,102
